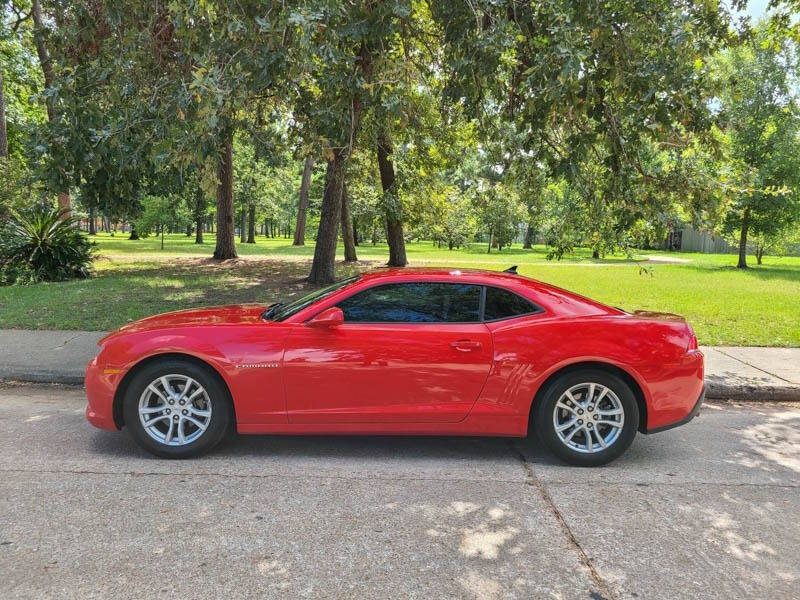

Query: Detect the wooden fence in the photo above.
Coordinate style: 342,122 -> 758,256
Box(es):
672,226 -> 736,254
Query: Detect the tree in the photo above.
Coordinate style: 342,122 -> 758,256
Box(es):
429,188 -> 476,250
135,195 -> 190,250
293,155 -> 314,245
713,26 -> 800,267
471,182 -> 525,252
30,0 -> 71,216
340,182 -> 357,261
68,2 -> 295,259
214,134 -> 236,258
192,185 -> 206,244
292,1 -> 428,282
432,0 -> 731,254
376,121 -> 406,266
0,62 -> 7,158
295,15 -> 373,283
751,224 -> 800,264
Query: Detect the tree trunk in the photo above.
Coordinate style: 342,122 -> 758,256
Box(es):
247,204 -> 256,243
240,208 -> 246,243
487,230 -> 493,254
737,208 -> 750,269
88,206 -> 96,235
160,225 -> 165,250
213,132 -> 237,259
186,223 -> 192,236
129,222 -> 139,240
32,0 -> 56,123
592,248 -> 600,259
309,157 -> 346,284
377,127 -> 407,267
523,223 -> 535,249
194,186 -> 205,244
0,65 -> 7,158
56,193 -> 71,218
756,243 -> 764,265
341,182 -> 357,262
308,41 -> 370,283
32,0 -> 71,217
294,155 -> 314,245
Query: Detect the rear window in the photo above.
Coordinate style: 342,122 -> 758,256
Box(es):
483,286 -> 541,321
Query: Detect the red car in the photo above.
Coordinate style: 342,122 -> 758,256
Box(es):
85,267 -> 704,466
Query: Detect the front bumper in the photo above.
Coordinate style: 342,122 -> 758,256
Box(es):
646,385 -> 704,434
84,356 -> 120,431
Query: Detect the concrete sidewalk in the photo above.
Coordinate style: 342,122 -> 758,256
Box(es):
0,329 -> 798,400
0,330 -> 106,384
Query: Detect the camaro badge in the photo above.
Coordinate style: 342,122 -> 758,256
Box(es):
235,362 -> 279,369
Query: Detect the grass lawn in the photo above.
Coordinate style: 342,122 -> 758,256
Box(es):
1,232 -> 798,346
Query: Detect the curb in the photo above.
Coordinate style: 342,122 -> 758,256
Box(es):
705,381 -> 800,402
0,370 -> 86,386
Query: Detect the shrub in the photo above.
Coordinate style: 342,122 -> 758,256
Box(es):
0,207 -> 95,285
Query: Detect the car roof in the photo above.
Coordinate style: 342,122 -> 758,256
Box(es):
358,267 -> 523,283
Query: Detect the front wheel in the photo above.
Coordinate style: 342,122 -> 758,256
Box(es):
122,359 -> 231,458
534,369 -> 639,467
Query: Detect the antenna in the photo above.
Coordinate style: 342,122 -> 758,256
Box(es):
503,265 -> 518,274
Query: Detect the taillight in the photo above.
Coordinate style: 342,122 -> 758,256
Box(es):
687,328 -> 698,350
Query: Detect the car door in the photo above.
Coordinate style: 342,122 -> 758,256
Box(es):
283,282 -> 493,423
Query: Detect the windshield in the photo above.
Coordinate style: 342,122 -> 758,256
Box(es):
264,275 -> 361,322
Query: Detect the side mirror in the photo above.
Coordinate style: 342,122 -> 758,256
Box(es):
306,306 -> 344,328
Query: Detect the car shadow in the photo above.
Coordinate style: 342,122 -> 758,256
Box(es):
213,432 -> 524,462
88,427 -> 661,468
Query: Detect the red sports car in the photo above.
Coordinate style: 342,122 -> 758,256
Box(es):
85,267 -> 704,466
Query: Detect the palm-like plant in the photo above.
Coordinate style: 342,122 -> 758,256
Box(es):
0,207 -> 95,285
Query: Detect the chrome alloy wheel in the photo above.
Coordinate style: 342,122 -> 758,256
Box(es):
552,382 -> 625,454
138,375 -> 212,446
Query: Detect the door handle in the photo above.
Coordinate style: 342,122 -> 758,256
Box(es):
451,340 -> 482,352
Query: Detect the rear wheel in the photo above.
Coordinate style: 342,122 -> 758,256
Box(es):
534,369 -> 639,467
122,359 -> 231,458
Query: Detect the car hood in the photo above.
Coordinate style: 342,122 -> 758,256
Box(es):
100,304 -> 267,343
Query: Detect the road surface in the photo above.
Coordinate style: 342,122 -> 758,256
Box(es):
1,383 -> 798,599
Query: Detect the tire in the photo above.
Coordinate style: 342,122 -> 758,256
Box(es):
122,359 -> 232,459
534,369 -> 639,467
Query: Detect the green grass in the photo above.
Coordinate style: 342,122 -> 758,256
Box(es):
1,232 -> 798,346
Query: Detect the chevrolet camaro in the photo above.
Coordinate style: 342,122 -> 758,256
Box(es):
85,267 -> 704,466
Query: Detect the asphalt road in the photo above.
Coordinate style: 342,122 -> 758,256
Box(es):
1,383 -> 798,599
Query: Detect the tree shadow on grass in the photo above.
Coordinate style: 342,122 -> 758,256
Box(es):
112,257 -> 366,302
49,257 -> 370,330
688,264 -> 800,283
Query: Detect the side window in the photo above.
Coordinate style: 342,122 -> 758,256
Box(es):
338,283 -> 482,323
483,286 -> 540,321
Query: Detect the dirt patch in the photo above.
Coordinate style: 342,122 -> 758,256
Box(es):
643,255 -> 691,264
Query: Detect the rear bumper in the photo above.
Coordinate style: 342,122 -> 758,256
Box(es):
646,386 -> 704,434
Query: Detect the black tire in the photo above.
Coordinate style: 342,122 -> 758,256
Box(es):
533,369 -> 639,467
122,359 -> 232,459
